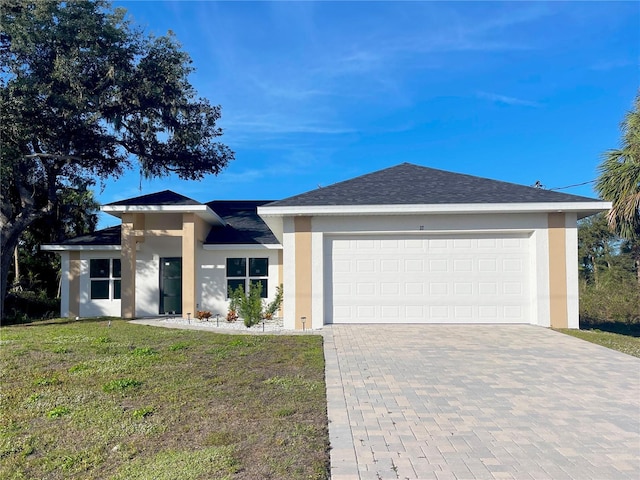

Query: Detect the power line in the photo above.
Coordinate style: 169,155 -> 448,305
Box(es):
548,179 -> 596,191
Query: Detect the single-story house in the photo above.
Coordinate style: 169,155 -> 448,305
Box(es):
43,163 -> 610,329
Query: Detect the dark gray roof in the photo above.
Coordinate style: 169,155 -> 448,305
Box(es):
205,201 -> 279,245
49,200 -> 278,247
55,226 -> 122,246
267,163 -> 600,207
107,190 -> 201,206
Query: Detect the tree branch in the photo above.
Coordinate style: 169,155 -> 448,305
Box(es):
24,153 -> 85,163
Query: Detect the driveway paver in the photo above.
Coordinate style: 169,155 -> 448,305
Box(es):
323,324 -> 640,480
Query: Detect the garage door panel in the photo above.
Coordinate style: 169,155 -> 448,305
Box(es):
327,233 -> 531,324
429,259 -> 448,271
381,259 -> 399,272
356,283 -> 376,295
381,282 -> 400,295
430,283 -> 449,295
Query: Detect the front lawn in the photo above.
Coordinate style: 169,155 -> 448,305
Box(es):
0,319 -> 329,479
557,327 -> 640,358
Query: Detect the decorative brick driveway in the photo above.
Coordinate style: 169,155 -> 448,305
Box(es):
323,325 -> 640,480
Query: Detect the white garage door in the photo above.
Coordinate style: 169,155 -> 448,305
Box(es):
326,234 -> 531,324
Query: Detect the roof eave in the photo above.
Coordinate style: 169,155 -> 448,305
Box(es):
203,243 -> 283,250
101,204 -> 226,226
258,201 -> 612,217
41,245 -> 122,251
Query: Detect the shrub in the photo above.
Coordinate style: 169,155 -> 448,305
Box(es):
229,283 -> 284,327
227,286 -> 243,322
195,310 -> 212,321
263,284 -> 283,320
3,291 -> 59,325
580,271 -> 640,324
241,281 -> 264,327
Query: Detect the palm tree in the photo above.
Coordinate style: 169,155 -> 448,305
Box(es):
595,91 -> 640,285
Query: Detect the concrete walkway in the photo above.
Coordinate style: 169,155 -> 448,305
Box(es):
323,325 -> 640,480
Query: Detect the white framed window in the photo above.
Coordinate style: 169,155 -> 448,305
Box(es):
90,258 -> 121,300
226,257 -> 268,298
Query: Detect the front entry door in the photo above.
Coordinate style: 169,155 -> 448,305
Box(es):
160,258 -> 182,314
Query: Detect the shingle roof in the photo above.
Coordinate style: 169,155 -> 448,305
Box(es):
204,201 -> 279,245
56,226 -> 122,246
267,163 -> 599,207
107,190 -> 201,206
48,200 -> 278,247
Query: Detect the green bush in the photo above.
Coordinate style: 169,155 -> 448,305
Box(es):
4,291 -> 59,324
579,271 -> 640,324
229,283 -> 284,328
264,284 -> 283,319
242,281 -> 264,328
229,282 -> 263,328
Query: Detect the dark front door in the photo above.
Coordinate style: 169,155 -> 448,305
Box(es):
160,258 -> 182,314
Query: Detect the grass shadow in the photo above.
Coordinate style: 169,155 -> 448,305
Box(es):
579,318 -> 640,337
4,317 -> 118,328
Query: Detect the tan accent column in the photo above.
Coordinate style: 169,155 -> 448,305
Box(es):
121,213 -> 143,319
548,213 -> 568,328
68,252 -> 80,318
294,217 -> 312,330
182,213 -> 196,318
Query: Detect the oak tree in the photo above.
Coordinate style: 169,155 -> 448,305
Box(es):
0,1 -> 234,318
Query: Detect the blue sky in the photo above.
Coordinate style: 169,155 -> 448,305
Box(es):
99,0 -> 639,228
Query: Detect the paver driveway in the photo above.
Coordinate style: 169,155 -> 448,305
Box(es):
323,325 -> 640,480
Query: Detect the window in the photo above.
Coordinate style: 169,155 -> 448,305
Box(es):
226,258 -> 246,277
90,258 -> 121,300
226,257 -> 268,298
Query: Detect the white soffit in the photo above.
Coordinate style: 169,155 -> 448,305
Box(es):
102,204 -> 225,226
203,244 -> 283,250
41,245 -> 122,251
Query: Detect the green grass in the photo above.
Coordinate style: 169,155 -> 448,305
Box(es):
0,318 -> 329,479
557,324 -> 640,358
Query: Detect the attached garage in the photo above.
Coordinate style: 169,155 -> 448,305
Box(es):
326,233 -> 531,324
257,163 -> 610,330
45,162 -> 608,329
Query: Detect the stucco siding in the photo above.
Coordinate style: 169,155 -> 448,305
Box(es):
197,248 -> 282,319
564,213 -> 580,329
59,252 -> 70,317
77,252 -> 121,318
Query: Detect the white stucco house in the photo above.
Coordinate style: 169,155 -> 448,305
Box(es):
43,163 -> 610,329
